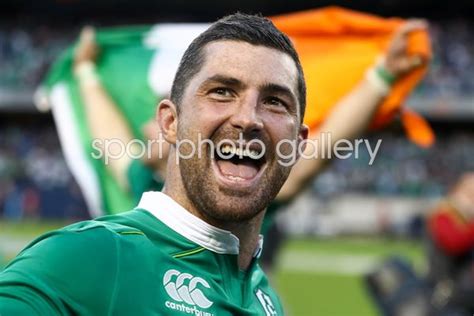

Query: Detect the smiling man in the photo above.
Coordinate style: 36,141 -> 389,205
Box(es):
160,36 -> 307,271
0,13 -> 307,315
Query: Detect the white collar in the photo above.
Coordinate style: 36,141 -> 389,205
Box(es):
138,191 -> 245,255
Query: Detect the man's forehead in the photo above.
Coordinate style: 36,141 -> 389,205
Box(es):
197,40 -> 299,91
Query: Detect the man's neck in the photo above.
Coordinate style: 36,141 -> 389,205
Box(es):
165,188 -> 264,270
222,214 -> 264,270
162,189 -> 263,271
163,152 -> 265,270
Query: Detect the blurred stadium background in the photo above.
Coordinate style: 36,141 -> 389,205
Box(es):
0,0 -> 473,315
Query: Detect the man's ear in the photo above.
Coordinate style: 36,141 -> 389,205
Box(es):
296,124 -> 309,160
156,99 -> 178,145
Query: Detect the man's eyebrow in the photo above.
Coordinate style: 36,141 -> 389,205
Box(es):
261,83 -> 297,104
201,76 -> 298,104
201,75 -> 246,89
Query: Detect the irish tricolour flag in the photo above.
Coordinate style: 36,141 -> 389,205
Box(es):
41,7 -> 432,216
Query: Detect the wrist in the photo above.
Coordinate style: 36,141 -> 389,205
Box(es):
365,57 -> 396,97
375,62 -> 397,86
74,61 -> 100,86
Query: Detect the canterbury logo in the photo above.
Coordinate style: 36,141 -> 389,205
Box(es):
163,269 -> 214,309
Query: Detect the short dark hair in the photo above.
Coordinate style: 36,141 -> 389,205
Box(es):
170,12 -> 306,121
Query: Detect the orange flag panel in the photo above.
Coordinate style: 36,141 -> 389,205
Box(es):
271,6 -> 434,147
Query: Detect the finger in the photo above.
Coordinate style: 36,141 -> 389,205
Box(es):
395,19 -> 429,39
396,55 -> 424,74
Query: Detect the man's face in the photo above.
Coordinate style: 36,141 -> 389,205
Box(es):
175,40 -> 306,223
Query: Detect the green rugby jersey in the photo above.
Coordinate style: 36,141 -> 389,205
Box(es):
0,192 -> 283,315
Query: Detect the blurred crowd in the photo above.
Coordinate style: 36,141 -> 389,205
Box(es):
314,130 -> 474,198
415,20 -> 474,98
0,121 -> 88,220
0,20 -> 473,96
0,27 -> 73,89
0,17 -> 473,220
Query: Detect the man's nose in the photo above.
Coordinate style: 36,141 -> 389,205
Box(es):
229,94 -> 264,133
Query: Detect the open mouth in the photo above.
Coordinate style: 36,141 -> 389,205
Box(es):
212,143 -> 266,186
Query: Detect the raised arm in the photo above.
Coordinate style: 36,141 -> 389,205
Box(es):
277,19 -> 429,202
74,27 -> 136,189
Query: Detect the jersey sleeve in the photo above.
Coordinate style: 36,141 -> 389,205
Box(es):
127,159 -> 164,202
0,226 -> 120,315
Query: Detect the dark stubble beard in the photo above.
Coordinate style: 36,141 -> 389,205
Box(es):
177,131 -> 291,224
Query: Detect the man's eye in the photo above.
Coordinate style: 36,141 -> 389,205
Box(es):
265,97 -> 287,108
210,88 -> 232,97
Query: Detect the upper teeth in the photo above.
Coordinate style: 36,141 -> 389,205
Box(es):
219,145 -> 260,159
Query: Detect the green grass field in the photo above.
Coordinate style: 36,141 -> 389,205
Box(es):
274,238 -> 424,315
0,221 -> 424,316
